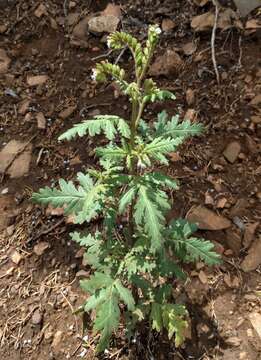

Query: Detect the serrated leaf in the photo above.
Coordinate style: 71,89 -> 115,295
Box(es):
80,272 -> 114,293
58,115 -> 130,141
151,303 -> 163,332
114,280 -> 135,311
119,185 -> 137,213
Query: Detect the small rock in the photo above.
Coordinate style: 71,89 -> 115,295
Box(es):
76,270 -> 89,278
0,24 -> 7,34
31,309 -> 43,325
149,50 -> 183,77
46,204 -> 64,216
182,42 -> 197,56
161,18 -> 176,32
27,75 -> 49,87
6,224 -> 15,235
59,105 -> 77,119
186,205 -> 231,230
223,141 -> 241,163
198,270 -> 208,284
70,155 -> 82,166
169,152 -> 182,162
72,17 -> 89,39
69,1 -> 76,9
191,9 -> 237,32
241,236 -> 261,272
233,0 -> 261,17
0,140 -> 32,178
88,15 -> 120,34
226,336 -> 241,347
33,242 -> 49,256
225,229 -> 242,256
36,112 -> 46,129
67,13 -> 80,26
243,222 -> 259,248
0,195 -> 15,231
216,197 -> 227,209
184,108 -> 197,122
249,312 -> 261,339
186,89 -> 195,106
51,330 -> 63,351
205,193 -> 214,205
230,198 -> 248,217
18,99 -> 31,115
193,0 -> 209,5
34,3 -> 48,18
250,94 -> 261,106
251,114 -> 261,124
10,250 -> 23,265
44,325 -> 54,340
0,49 -> 11,74
102,3 -> 122,18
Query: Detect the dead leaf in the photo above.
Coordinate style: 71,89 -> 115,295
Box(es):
0,140 -> 32,178
184,109 -> 197,122
46,204 -> 64,216
216,197 -> 227,209
18,99 -> 31,115
205,192 -> 214,205
161,18 -> 176,32
250,94 -> 261,106
88,15 -> 120,33
186,88 -> 195,106
33,242 -> 49,256
0,195 -> 16,231
0,48 -> 11,74
246,18 -> 261,29
191,9 -> 238,32
59,105 -> 77,119
249,312 -> 261,340
34,4 -> 48,18
186,205 -> 231,230
193,0 -> 209,6
198,270 -> 208,284
27,75 -> 49,87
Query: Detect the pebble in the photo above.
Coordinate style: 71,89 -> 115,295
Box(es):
223,141 -> 241,163
31,309 -> 43,325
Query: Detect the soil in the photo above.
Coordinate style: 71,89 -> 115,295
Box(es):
0,1 -> 260,359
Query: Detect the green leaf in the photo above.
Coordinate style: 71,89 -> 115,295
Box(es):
119,185 -> 137,213
114,280 -> 135,311
162,304 -> 188,347
80,272 -> 114,293
96,144 -> 128,163
134,184 -> 166,251
144,172 -> 179,190
151,303 -> 163,332
94,288 -> 120,352
58,115 -> 130,141
84,289 -> 107,312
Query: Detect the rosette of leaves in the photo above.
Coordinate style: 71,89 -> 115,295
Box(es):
32,25 -> 220,353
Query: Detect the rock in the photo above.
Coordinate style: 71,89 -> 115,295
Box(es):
70,155 -> 82,165
161,18 -> 176,32
216,197 -> 227,209
186,89 -> 195,106
250,94 -> 261,106
67,13 -> 80,26
205,193 -> 214,205
0,49 -> 11,74
230,198 -> 248,217
233,0 -> 261,17
27,75 -> 49,87
31,309 -> 43,325
88,15 -> 120,34
225,229 -> 242,256
0,24 -> 7,34
33,242 -> 49,256
184,109 -> 197,122
46,204 -> 64,216
34,3 -> 48,18
44,325 -> 54,340
72,17 -> 89,39
10,250 -> 23,265
226,336 -> 241,347
243,222 -> 259,248
76,270 -> 89,278
191,9 -> 237,32
0,195 -> 15,231
51,330 -> 63,352
36,112 -> 46,129
6,224 -> 14,236
186,205 -> 231,230
249,312 -> 261,339
241,236 -> 261,272
245,19 -> 261,29
198,270 -> 208,284
223,141 -> 241,163
18,99 -> 31,115
102,3 -> 121,18
182,42 -> 197,56
149,50 -> 183,77
0,140 -> 32,178
59,105 -> 76,119
251,114 -> 261,124
193,0 -> 209,5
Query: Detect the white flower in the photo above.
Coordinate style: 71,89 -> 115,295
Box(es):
150,24 -> 161,35
107,37 -> 112,48
91,68 -> 97,81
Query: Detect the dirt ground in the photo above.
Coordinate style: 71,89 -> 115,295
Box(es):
0,1 -> 260,359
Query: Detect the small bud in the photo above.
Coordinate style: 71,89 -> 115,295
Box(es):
107,37 -> 112,48
91,68 -> 97,81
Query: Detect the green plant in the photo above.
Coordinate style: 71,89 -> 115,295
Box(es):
32,25 -> 220,353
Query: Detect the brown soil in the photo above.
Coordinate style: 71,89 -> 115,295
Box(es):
0,1 -> 260,359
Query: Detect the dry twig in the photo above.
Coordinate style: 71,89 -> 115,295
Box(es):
211,0 -> 220,84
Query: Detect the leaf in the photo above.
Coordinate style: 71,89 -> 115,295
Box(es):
144,172 -> 179,190
134,184 -> 166,251
119,185 -> 137,213
154,112 -> 204,139
84,289 -> 107,312
96,144 -> 128,163
58,115 -> 130,141
115,280 -> 135,311
151,303 -> 163,332
80,272 -> 114,293
162,304 -> 188,347
94,288 -> 120,352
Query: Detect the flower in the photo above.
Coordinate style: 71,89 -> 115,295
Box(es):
91,68 -> 97,81
150,24 -> 161,35
107,36 -> 112,48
